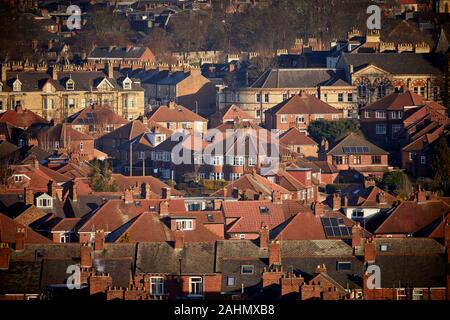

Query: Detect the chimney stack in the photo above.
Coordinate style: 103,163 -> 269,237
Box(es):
174,229 -> 184,250
0,243 -> 10,270
259,223 -> 269,249
124,188 -> 133,204
48,180 -> 57,198
24,187 -> 34,206
315,264 -> 327,274
352,222 -> 362,248
142,183 -> 152,200
1,64 -> 6,82
271,190 -> 282,203
376,191 -> 386,204
52,65 -> 58,81
312,201 -> 324,216
106,62 -> 114,79
161,187 -> 171,199
416,187 -> 426,203
94,229 -> 105,251
332,193 -> 341,211
80,243 -> 93,268
269,240 -> 282,267
15,227 -> 25,251
71,179 -> 78,202
364,237 -> 376,263
342,195 -> 348,207
159,200 -> 169,216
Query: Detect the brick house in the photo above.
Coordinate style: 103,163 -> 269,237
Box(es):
264,92 -> 343,133
279,127 -> 319,158
37,123 -> 95,161
147,101 -> 208,134
319,132 -> 390,178
66,104 -> 128,139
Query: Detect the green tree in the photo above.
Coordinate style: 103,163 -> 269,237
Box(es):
380,170 -> 412,199
89,159 -> 117,192
307,119 -> 361,144
430,136 -> 450,194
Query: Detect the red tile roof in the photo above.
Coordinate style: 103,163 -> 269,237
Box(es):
222,104 -> 255,122
275,211 -> 326,240
222,200 -> 305,234
211,172 -> 291,198
362,90 -> 424,111
78,198 -> 186,233
0,107 -> 48,129
147,102 -> 206,123
67,105 -> 128,126
279,128 -> 318,146
0,212 -> 52,244
376,199 -> 450,235
110,174 -> 183,197
265,93 -> 342,115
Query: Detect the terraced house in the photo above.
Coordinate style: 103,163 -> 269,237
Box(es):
0,63 -> 145,122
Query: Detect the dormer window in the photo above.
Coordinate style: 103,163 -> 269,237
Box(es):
13,78 -> 22,92
123,77 -> 132,90
66,78 -> 75,90
37,194 -> 53,208
176,219 -> 194,230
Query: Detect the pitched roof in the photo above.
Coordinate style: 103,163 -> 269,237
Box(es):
88,46 -> 152,60
110,174 -> 183,197
0,212 -> 52,244
136,242 -> 216,274
211,172 -> 290,198
78,198 -> 186,233
343,53 -> 442,75
98,120 -> 149,141
265,93 -> 341,115
274,211 -> 326,240
279,127 -> 318,146
67,105 -> 128,126
222,200 -> 305,234
222,104 -> 255,121
339,185 -> 397,208
0,107 -> 48,128
375,199 -> 450,235
327,132 -> 389,156
38,123 -> 93,142
251,68 -> 349,88
362,91 -> 425,111
147,103 -> 206,123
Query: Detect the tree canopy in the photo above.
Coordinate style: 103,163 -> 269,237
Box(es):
430,136 -> 450,195
307,119 -> 361,144
89,159 -> 118,192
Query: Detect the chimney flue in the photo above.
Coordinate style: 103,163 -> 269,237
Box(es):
259,223 -> 269,249
174,229 -> 184,250
15,227 -> 25,251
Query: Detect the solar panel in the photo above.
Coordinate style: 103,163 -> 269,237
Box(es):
342,146 -> 370,154
321,217 -> 352,238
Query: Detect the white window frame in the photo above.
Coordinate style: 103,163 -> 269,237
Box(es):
189,277 -> 203,297
296,114 -> 305,123
280,114 -> 288,123
176,219 -> 194,231
150,277 -> 164,295
375,111 -> 386,119
241,265 -> 254,275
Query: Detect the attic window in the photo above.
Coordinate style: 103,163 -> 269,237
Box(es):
149,206 -> 157,212
135,201 -> 141,208
207,214 -> 214,222
336,261 -> 352,271
241,265 -> 254,275
13,79 -> 22,92
123,78 -> 132,90
259,206 -> 269,214
380,244 -> 389,252
66,79 -> 74,90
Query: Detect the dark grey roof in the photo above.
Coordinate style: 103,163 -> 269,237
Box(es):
88,46 -> 149,60
281,240 -> 354,257
136,242 -> 216,275
282,256 -> 364,289
4,70 -> 144,92
0,261 -> 43,294
250,68 -> 349,88
342,53 -> 442,75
